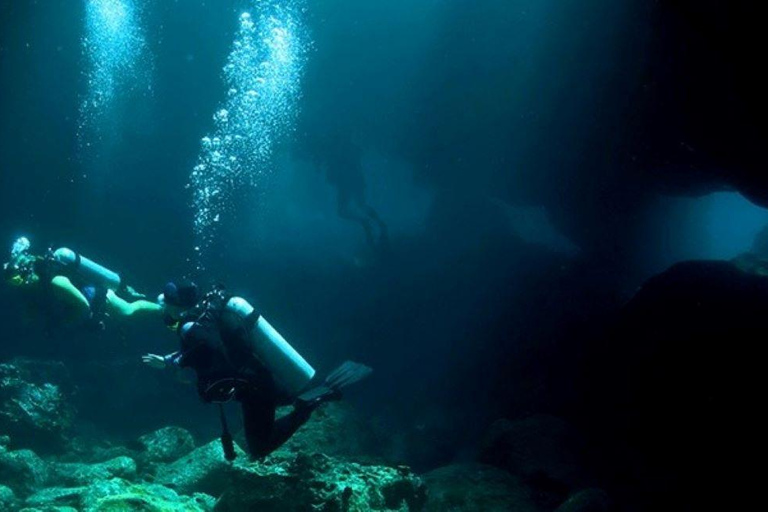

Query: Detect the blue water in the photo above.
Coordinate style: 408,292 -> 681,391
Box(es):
0,1 -> 763,510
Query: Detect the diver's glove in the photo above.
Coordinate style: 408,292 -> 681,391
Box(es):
142,353 -> 167,370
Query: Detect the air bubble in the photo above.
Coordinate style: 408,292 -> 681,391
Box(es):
79,0 -> 149,148
189,1 -> 308,270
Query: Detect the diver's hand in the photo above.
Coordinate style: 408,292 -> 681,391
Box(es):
123,285 -> 147,301
142,354 -> 166,370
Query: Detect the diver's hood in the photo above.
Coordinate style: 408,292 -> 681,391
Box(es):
161,281 -> 200,308
11,236 -> 31,260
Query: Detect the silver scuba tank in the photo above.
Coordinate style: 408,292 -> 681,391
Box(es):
52,247 -> 122,290
225,297 -> 316,397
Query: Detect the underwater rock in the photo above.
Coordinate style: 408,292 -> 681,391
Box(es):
24,486 -> 85,509
215,452 -> 426,511
0,447 -> 50,496
19,507 -> 78,512
478,415 -> 588,492
387,406 -> 467,471
0,484 -> 18,509
6,359 -> 73,387
582,260 -> 768,509
554,488 -> 615,512
137,426 -> 195,464
731,252 -> 768,277
751,225 -> 768,257
24,478 -> 215,512
61,436 -> 137,465
154,434 -> 425,509
154,439 -> 245,496
421,464 -> 538,512
80,478 -> 215,512
635,1 -> 765,207
49,456 -> 137,487
278,402 -> 384,460
0,359 -> 76,452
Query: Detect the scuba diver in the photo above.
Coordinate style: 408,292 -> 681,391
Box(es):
142,282 -> 372,460
316,136 -> 389,254
2,236 -> 162,329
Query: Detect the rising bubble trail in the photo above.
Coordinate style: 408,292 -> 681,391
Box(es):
189,0 -> 308,271
79,0 -> 149,148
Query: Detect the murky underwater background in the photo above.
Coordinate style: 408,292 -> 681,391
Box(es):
0,1 -> 765,510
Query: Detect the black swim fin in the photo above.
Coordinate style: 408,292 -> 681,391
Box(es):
296,361 -> 373,408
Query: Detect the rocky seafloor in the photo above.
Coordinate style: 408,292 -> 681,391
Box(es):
0,358 -> 612,512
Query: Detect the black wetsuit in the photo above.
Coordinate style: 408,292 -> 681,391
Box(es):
169,294 -> 312,458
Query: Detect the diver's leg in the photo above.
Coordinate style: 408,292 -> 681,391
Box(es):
105,290 -> 162,317
348,187 -> 387,249
339,194 -> 378,248
239,388 -> 312,458
336,188 -> 358,222
50,275 -> 91,319
360,202 -> 389,250
268,406 -> 313,452
240,389 -> 275,458
350,181 -> 388,248
361,202 -> 386,231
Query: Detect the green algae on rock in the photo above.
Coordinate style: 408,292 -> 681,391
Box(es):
0,447 -> 50,496
3,400 -> 426,511
81,478 -> 215,512
0,359 -> 76,453
24,486 -> 85,509
0,484 -> 19,509
215,452 -> 427,511
49,456 -> 137,487
137,426 -> 196,464
153,439 -> 246,496
60,436 -> 138,466
19,507 -> 79,512
24,478 -> 215,512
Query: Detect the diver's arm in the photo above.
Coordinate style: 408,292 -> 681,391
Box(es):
142,352 -> 192,385
50,275 -> 91,316
142,351 -> 182,369
165,351 -> 184,367
106,290 -> 162,318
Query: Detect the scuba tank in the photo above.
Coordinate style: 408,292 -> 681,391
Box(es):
225,297 -> 316,397
51,247 -> 122,290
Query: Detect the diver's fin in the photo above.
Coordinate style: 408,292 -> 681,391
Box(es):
326,360 -> 373,389
296,361 -> 372,407
295,384 -> 339,405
